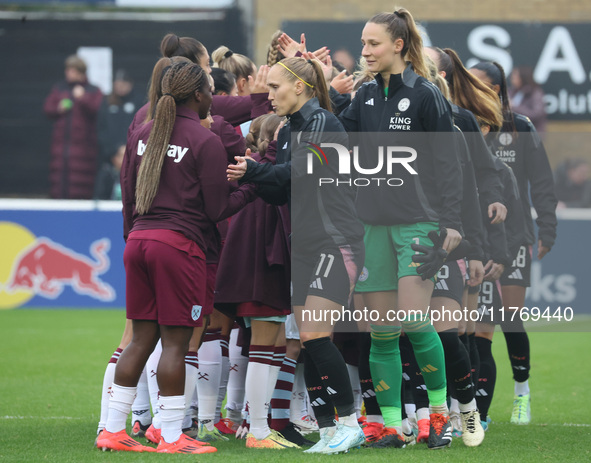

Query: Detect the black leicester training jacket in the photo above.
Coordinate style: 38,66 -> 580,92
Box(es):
488,114 -> 558,249
451,104 -> 504,209
339,65 -> 463,234
241,98 -> 364,252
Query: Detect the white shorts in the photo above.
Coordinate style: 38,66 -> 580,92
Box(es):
285,313 -> 300,340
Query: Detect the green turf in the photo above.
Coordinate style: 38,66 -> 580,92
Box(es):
1,309 -> 590,462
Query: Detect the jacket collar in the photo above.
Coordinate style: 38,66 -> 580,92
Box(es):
375,63 -> 419,98
288,97 -> 321,129
176,105 -> 201,122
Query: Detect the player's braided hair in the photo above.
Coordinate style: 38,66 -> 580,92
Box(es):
245,114 -> 272,152
144,56 -> 192,123
267,30 -> 285,66
136,62 -> 208,214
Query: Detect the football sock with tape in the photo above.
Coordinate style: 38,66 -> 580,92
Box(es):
475,336 -> 496,420
402,316 -> 447,407
303,337 -> 356,419
369,325 -> 402,428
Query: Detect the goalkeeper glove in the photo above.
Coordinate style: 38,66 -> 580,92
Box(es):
411,228 -> 448,280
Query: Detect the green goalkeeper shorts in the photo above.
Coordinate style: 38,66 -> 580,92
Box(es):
355,222 -> 438,292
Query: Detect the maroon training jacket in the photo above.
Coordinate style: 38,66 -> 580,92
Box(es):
122,105 -> 254,252
43,79 -> 103,199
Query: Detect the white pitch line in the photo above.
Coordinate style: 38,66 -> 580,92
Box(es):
1,416 -> 84,420
491,421 -> 590,427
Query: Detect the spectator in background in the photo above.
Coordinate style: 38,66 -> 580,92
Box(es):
44,55 -> 103,199
554,158 -> 591,208
509,66 -> 547,135
94,144 -> 124,201
332,48 -> 356,75
97,69 -> 145,166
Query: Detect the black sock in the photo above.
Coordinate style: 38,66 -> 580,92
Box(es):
459,332 -> 469,352
502,330 -> 530,383
359,333 -> 381,416
303,337 -> 355,419
400,334 -> 415,408
439,329 -> 474,405
302,349 -> 335,428
400,335 -> 429,411
468,333 -> 480,387
501,311 -> 530,383
475,336 -> 496,420
400,379 -> 407,420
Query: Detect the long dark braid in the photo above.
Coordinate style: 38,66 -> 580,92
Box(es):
136,62 -> 207,214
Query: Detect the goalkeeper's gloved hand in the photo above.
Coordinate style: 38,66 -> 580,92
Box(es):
411,228 -> 448,280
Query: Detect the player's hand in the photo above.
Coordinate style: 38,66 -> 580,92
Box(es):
302,51 -> 333,82
227,150 -> 251,181
277,32 -> 307,58
331,70 -> 354,94
249,65 -> 269,94
311,46 -> 329,64
411,228 -> 448,280
468,259 -> 484,286
483,260 -> 504,281
538,240 -> 551,260
488,202 -> 507,224
442,228 -> 462,253
243,147 -> 254,161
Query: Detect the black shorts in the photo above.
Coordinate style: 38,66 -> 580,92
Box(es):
291,244 -> 364,307
468,282 -> 481,295
431,259 -> 466,306
477,280 -> 503,325
500,245 -> 532,287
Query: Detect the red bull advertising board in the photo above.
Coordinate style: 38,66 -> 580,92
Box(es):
0,200 -> 125,309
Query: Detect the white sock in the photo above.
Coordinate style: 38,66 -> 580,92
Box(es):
146,341 -> 162,428
515,380 -> 530,396
366,414 -> 384,424
183,353 -> 198,429
98,361 -> 117,432
430,403 -> 449,416
131,368 -> 152,426
458,398 -> 477,413
450,398 -> 460,414
152,411 -> 162,429
340,412 -> 359,428
215,347 -> 230,423
405,402 -> 416,418
197,338 -> 222,427
346,365 -> 362,419
290,363 -> 307,421
402,418 -> 412,435
105,384 -> 136,433
267,363 -> 281,405
246,350 -> 274,440
417,407 -> 430,421
160,395 -> 185,444
226,328 -> 248,420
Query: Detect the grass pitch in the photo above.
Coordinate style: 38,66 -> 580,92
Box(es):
1,309 -> 590,462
